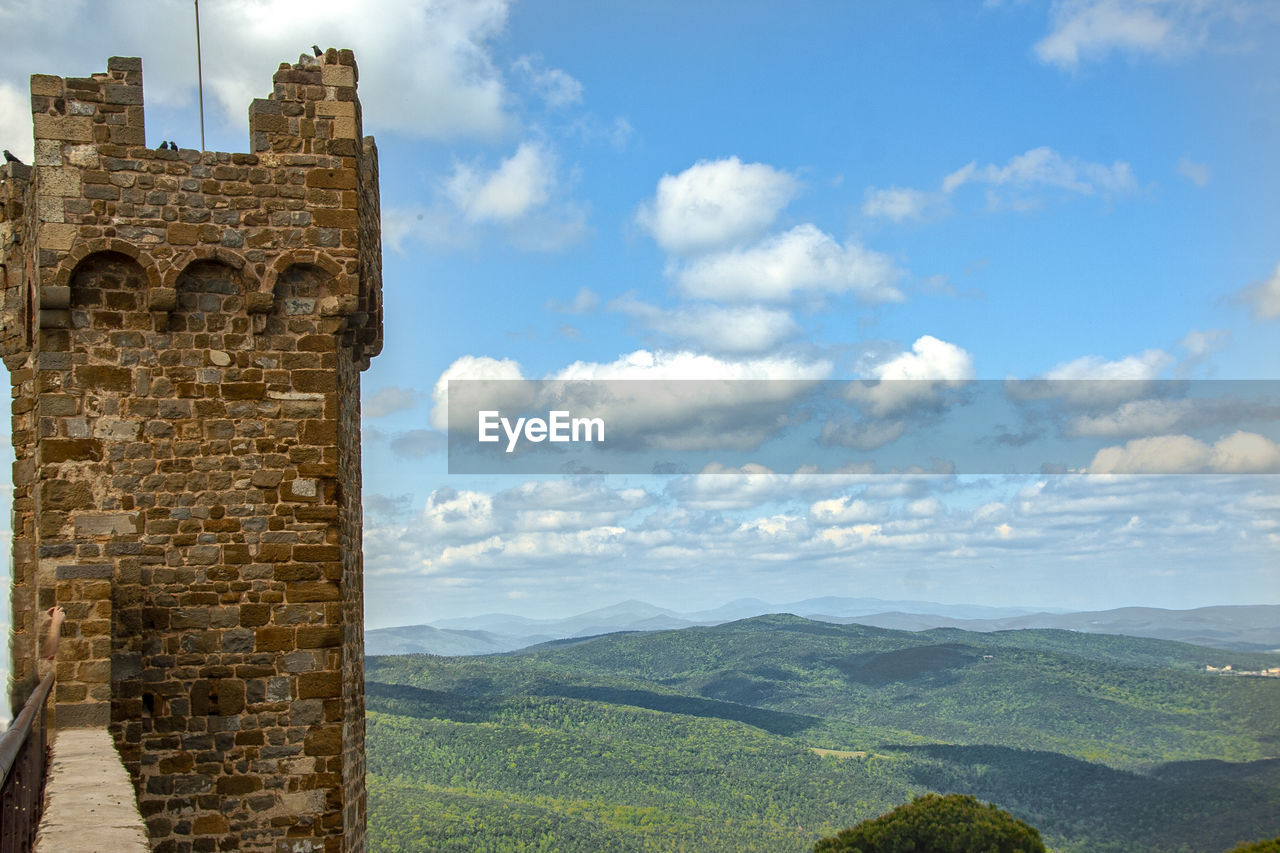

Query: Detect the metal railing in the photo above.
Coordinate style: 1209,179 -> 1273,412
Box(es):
0,673 -> 54,852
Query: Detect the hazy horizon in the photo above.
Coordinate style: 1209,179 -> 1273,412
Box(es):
2,3 -> 1278,640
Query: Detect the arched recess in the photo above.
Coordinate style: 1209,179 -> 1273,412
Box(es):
56,250 -> 153,339
253,250 -> 348,314
172,259 -> 249,340
156,247 -> 255,314
54,239 -> 159,291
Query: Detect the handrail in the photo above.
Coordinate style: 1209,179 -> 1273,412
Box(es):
0,672 -> 55,852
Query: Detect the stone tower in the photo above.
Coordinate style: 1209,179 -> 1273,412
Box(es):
0,50 -> 381,852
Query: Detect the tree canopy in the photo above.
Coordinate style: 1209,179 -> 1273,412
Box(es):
1227,840 -> 1280,853
813,793 -> 1046,853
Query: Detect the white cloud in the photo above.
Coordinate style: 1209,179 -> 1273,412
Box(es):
1089,431 -> 1280,474
1032,0 -> 1254,70
1002,348 -> 1175,408
841,336 -> 976,419
907,497 -> 944,518
819,418 -> 909,452
1176,156 -> 1211,187
0,81 -> 31,163
429,354 -> 526,430
615,299 -> 800,355
391,141 -> 588,252
873,335 -> 976,382
1067,398 -> 1196,437
550,349 -> 830,382
674,224 -> 903,303
866,146 -> 1137,224
944,146 -> 1137,201
1044,348 -> 1173,380
388,429 -> 447,458
1236,262 -> 1280,321
636,157 -> 798,255
809,496 -> 885,524
431,349 -> 832,452
512,54 -> 583,109
1177,328 -> 1231,360
862,186 -> 943,222
364,386 -> 424,419
447,142 -> 554,223
0,0 -> 521,141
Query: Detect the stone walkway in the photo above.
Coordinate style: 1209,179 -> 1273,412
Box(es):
34,728 -> 149,852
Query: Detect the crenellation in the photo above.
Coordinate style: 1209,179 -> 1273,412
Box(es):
4,51 -> 379,853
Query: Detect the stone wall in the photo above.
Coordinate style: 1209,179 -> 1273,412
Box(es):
1,50 -> 381,853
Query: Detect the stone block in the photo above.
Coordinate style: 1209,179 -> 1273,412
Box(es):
38,222 -> 77,251
55,701 -> 111,728
74,513 -> 138,537
55,563 -> 112,579
33,115 -> 93,143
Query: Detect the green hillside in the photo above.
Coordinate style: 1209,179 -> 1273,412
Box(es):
366,616 -> 1280,852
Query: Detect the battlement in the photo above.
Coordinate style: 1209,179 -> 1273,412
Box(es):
3,52 -> 381,852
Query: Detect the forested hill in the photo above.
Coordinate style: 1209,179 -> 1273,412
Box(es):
366,616 -> 1280,852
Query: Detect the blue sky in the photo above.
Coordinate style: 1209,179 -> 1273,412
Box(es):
1,0 -> 1278,630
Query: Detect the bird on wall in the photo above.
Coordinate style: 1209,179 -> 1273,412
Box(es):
157,140 -> 170,150
313,45 -> 323,57
168,142 -> 178,151
3,149 -> 22,165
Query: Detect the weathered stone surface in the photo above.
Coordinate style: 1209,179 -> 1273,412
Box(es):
6,50 -> 379,853
34,728 -> 149,853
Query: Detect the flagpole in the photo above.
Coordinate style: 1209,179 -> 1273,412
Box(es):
195,0 -> 206,151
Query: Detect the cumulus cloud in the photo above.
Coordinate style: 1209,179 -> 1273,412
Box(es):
362,466 -> 1276,615
873,335 -> 976,382
614,298 -> 800,355
636,157 -> 799,255
550,348 -> 831,382
447,142 -> 555,223
1235,262 -> 1280,321
1065,393 -> 1280,438
810,495 -> 886,524
389,141 -> 589,252
364,386 -> 425,418
665,463 -> 875,511
1032,0 -> 1256,70
429,354 -> 526,429
433,349 -> 832,453
819,418 -> 908,451
0,0 -> 525,141
842,336 -> 976,418
673,224 -> 903,304
1044,348 -> 1174,381
1089,431 -> 1280,473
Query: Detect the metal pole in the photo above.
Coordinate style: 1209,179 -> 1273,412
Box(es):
195,0 -> 206,151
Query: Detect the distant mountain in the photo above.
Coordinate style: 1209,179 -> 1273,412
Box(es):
367,599 -> 1280,657
837,605 -> 1280,652
364,624 -> 555,657
781,596 -> 1056,621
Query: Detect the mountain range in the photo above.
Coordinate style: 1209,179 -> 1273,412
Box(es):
365,598 -> 1280,656
365,614 -> 1280,852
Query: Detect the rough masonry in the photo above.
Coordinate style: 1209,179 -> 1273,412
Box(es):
0,50 -> 382,852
